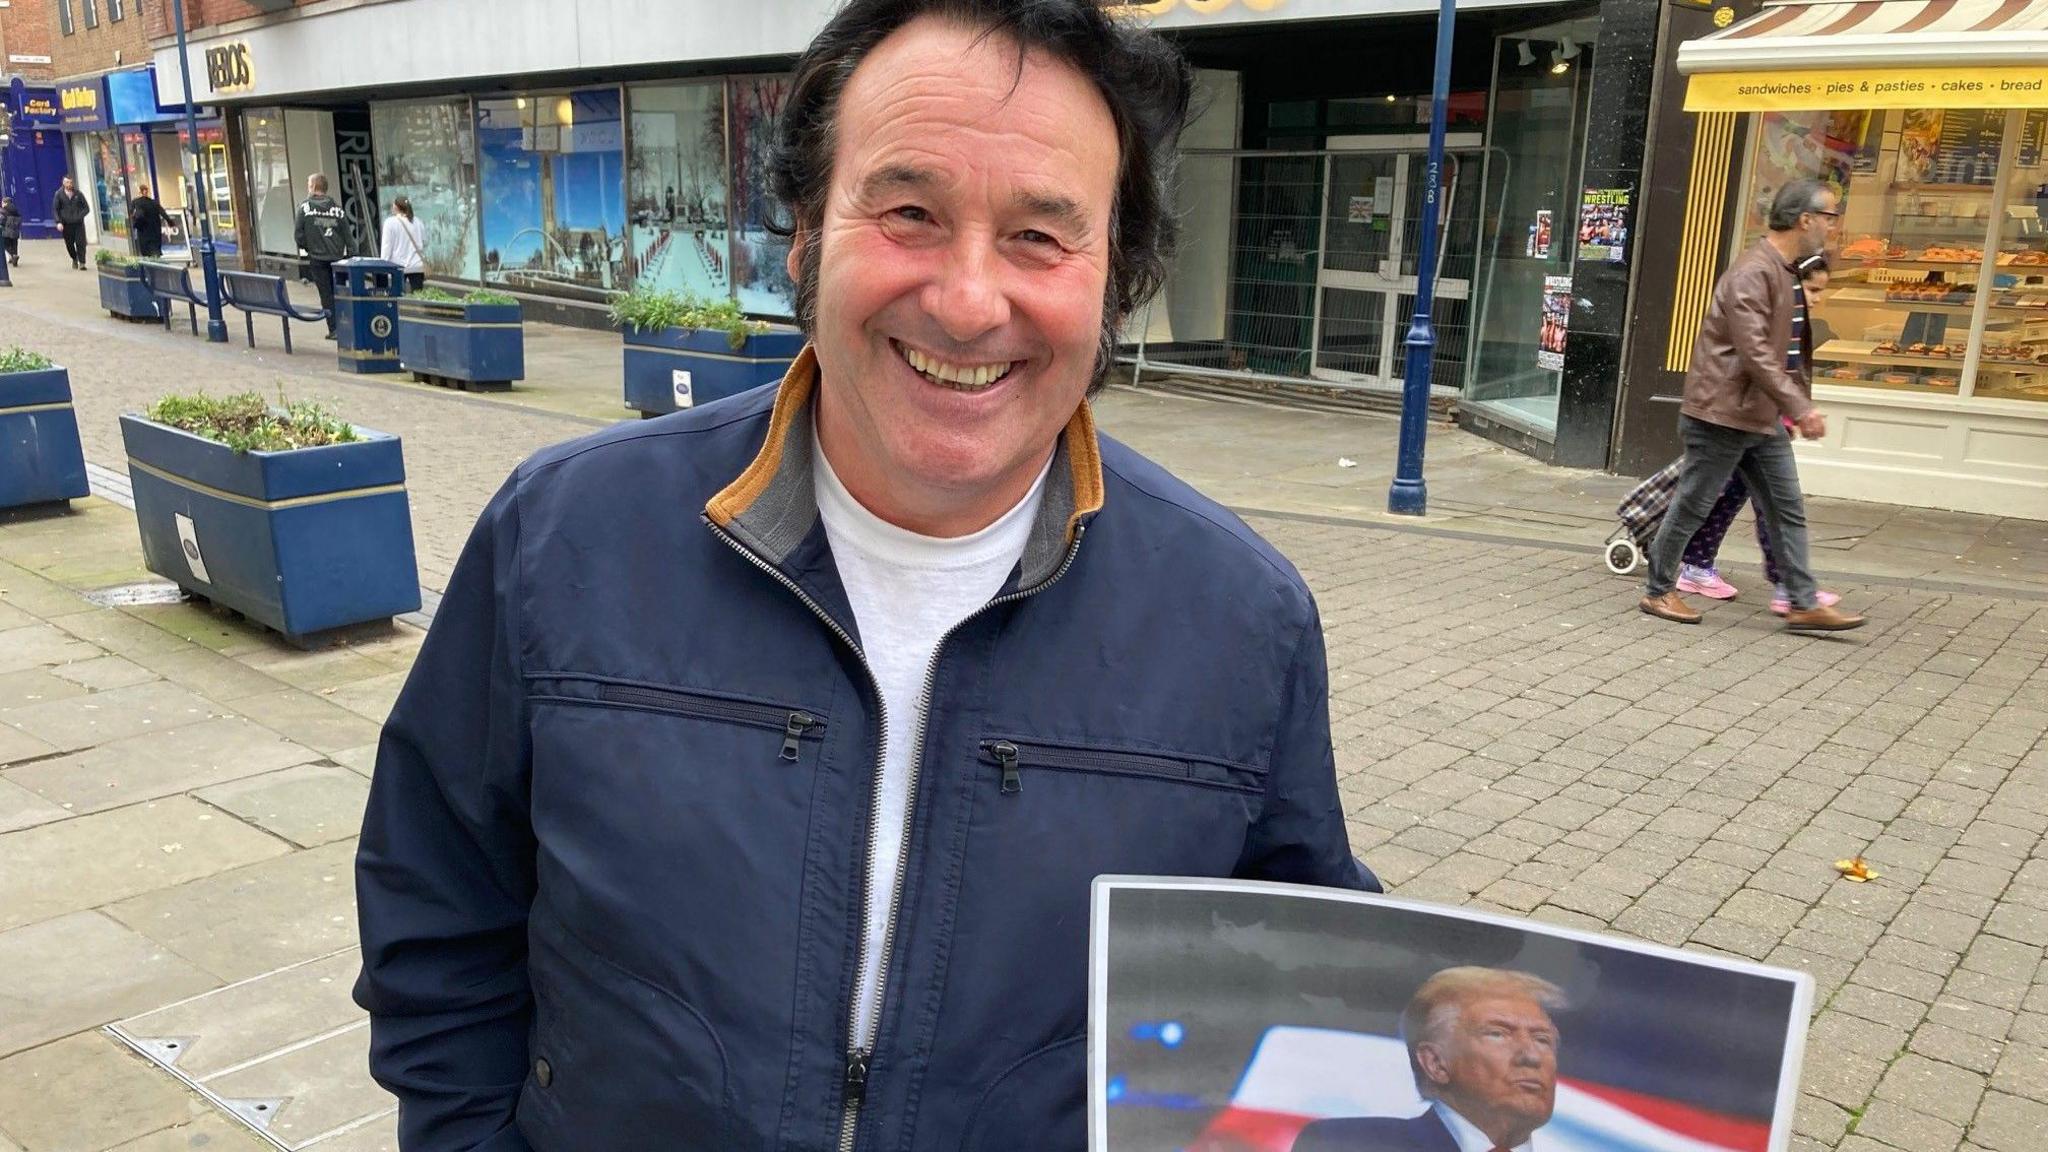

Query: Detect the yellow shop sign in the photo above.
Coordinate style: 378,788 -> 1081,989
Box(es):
1687,66 -> 2048,113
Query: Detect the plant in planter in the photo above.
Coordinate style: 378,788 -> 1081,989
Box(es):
397,286 -> 526,392
121,390 -> 421,642
612,286 -> 805,418
95,249 -> 161,322
0,346 -> 90,513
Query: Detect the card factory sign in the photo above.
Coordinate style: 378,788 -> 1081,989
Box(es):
204,41 -> 254,94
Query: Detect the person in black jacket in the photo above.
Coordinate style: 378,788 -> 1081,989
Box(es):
52,176 -> 91,270
1,197 -> 22,267
293,173 -> 354,338
129,184 -> 167,259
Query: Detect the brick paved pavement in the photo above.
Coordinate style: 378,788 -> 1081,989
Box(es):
3,241 -> 2047,1150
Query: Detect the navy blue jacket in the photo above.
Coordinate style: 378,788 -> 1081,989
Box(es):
354,350 -> 1376,1150
1292,1111 -> 1462,1152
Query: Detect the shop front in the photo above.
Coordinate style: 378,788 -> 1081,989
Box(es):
1678,0 -> 2048,519
57,77 -> 125,244
2,81 -> 67,240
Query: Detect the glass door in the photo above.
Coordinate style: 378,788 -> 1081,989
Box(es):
1313,134 -> 1482,387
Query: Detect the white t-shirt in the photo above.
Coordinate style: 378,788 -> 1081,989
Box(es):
813,434 -> 1049,1049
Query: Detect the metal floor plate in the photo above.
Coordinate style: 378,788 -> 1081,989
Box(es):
105,949 -> 396,1150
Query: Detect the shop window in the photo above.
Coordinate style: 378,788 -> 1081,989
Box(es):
86,132 -> 129,236
728,75 -> 795,317
243,108 -> 296,255
627,81 -> 729,302
371,99 -> 482,282
83,0 -> 98,29
476,88 -> 626,295
58,0 -> 73,35
1463,18 -> 1600,436
1748,109 -> 2048,404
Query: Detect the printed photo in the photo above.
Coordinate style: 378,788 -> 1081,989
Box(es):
1091,878 -> 1813,1152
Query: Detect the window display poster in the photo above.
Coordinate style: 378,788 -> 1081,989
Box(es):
1537,275 -> 1570,371
1578,188 -> 1631,264
1348,195 -> 1371,224
1526,209 -> 1552,259
1749,112 -> 1854,236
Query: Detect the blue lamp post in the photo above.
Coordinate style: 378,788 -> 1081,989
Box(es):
1387,0 -> 1455,517
170,0 -> 228,343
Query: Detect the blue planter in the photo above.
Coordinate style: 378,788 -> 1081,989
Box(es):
97,264 -> 161,321
622,325 -> 805,416
398,299 -> 525,391
119,414 -> 422,640
0,367 -> 90,512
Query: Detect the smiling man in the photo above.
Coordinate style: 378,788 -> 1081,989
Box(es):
1294,969 -> 1565,1152
353,1 -> 1373,1149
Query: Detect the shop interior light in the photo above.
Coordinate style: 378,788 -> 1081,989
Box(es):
1385,94 -> 1397,103
515,96 -> 527,109
1517,40 -> 1535,66
1550,50 -> 1570,75
556,97 -> 575,126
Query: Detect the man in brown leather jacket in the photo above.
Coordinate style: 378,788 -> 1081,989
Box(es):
1640,178 -> 1865,632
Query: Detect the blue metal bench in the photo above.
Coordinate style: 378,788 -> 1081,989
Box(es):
220,269 -> 328,354
139,261 -> 217,337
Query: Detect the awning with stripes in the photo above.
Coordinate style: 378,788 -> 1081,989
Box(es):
1681,0 -> 2048,111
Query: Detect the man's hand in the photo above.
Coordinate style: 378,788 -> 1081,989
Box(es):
1795,410 -> 1827,440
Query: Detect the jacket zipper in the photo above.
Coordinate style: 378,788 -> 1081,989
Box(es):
979,738 -> 1242,793
708,516 -> 1087,1152
594,683 -> 823,761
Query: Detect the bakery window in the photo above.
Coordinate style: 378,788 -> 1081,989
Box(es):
1736,108 -> 2048,405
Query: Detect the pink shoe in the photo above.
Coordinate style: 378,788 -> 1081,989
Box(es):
1771,589 -> 1841,615
1677,566 -> 1740,600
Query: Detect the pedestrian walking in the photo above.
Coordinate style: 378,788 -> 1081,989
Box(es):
52,175 -> 91,270
379,196 -> 427,292
129,184 -> 167,259
293,174 -> 354,339
1675,253 -> 1843,616
0,197 -> 21,267
351,2 -> 1376,1147
1639,178 -> 1864,631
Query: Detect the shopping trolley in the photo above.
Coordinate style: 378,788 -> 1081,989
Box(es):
1603,457 -> 1683,575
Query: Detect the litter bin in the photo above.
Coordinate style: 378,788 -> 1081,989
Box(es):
333,258 -> 402,373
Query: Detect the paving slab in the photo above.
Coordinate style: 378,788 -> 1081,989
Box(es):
104,840 -> 360,983
47,655 -> 159,693
103,1113 -> 275,1152
229,691 -> 385,758
199,1025 -> 390,1149
4,718 -> 321,816
112,950 -> 363,1083
0,798 -> 291,933
0,911 -> 219,1058
299,1116 -> 397,1152
194,765 -> 370,850
0,779 -> 70,835
0,623 -> 106,678
0,680 -> 226,756
0,1033 -> 208,1151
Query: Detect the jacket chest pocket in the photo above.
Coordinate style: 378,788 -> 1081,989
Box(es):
969,736 -> 1263,880
979,737 -> 1263,797
525,675 -> 831,994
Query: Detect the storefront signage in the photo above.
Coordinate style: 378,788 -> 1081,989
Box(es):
205,42 -> 254,94
15,93 -> 60,126
1578,187 -> 1631,265
105,68 -> 181,126
57,79 -> 110,131
8,54 -> 52,65
1687,66 -> 2048,113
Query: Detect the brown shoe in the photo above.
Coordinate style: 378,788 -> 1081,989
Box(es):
1639,591 -> 1702,624
1784,603 -> 1867,632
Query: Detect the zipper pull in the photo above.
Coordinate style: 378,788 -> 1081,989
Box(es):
988,741 -> 1021,794
844,1047 -> 871,1105
781,711 -> 816,761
